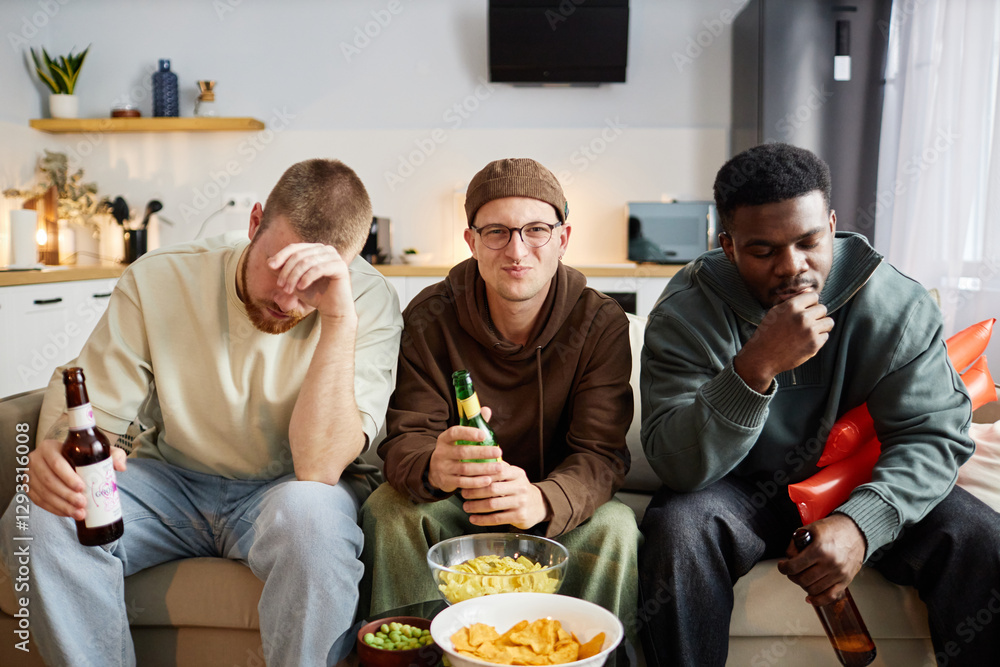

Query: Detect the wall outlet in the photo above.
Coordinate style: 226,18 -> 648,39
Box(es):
225,192 -> 258,215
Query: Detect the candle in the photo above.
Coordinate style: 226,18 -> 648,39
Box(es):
9,209 -> 39,268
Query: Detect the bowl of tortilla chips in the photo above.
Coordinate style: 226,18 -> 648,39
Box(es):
430,592 -> 624,667
427,533 -> 569,605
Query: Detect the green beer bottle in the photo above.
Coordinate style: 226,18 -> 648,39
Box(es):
452,370 -> 500,463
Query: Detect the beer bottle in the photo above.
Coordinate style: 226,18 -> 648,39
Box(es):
62,367 -> 124,546
792,528 -> 876,667
451,370 -> 500,463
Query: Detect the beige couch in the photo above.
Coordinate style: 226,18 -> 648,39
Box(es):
2,315 -> 997,666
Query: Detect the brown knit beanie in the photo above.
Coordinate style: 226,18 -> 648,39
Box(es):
464,158 -> 569,225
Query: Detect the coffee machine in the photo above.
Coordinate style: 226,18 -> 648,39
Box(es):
361,216 -> 392,264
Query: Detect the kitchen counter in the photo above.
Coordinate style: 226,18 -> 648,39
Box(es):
1,263 -> 683,287
0,265 -> 126,287
374,263 -> 684,278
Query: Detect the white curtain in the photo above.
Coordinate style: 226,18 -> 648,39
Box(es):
876,0 -> 1000,364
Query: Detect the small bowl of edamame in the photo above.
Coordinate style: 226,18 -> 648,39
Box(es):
356,616 -> 441,667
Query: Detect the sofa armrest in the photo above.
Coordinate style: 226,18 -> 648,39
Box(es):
973,391 -> 1000,424
0,390 -> 45,512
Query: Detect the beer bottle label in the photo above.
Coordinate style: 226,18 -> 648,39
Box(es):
67,403 -> 96,431
76,458 -> 122,528
458,394 -> 481,420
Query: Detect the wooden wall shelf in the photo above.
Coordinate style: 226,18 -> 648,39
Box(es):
29,117 -> 266,133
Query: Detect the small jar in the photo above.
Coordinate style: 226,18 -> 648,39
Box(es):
111,103 -> 141,118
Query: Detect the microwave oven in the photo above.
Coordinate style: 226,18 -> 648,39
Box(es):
627,201 -> 716,264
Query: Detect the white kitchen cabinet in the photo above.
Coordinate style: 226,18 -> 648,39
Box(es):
403,277 -> 442,308
585,275 -> 670,317
384,277 -> 407,310
384,276 -> 447,311
0,278 -> 117,398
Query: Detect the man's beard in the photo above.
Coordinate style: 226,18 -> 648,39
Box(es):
239,240 -> 307,335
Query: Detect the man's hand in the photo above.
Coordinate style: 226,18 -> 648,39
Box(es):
427,405 -> 502,494
734,292 -> 834,393
777,514 -> 867,607
28,436 -> 127,521
268,243 -> 355,321
461,462 -> 551,530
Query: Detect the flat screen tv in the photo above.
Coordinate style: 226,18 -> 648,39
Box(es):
489,0 -> 629,84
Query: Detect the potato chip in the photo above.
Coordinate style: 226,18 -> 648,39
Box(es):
450,618 -> 601,665
437,554 -> 561,603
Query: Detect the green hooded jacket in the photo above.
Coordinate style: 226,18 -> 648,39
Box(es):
640,232 -> 974,558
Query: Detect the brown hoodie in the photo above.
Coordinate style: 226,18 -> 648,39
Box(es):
379,258 -> 632,537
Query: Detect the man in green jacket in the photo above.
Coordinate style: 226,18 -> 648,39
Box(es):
639,143 -> 1000,666
359,158 -> 639,637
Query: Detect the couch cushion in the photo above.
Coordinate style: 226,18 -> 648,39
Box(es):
2,557 -> 263,630
732,560 -> 930,639
623,314 -> 660,493
123,558 -> 263,629
958,420 -> 1000,513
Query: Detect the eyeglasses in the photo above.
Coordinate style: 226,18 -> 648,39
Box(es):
470,221 -> 563,250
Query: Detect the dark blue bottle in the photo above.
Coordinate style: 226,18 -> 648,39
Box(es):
153,59 -> 179,117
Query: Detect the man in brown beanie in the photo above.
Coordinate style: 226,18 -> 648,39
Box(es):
359,158 -> 639,633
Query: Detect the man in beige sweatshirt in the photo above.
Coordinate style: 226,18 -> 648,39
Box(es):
0,159 -> 402,666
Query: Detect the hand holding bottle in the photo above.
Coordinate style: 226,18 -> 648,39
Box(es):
28,417 -> 126,522
780,525 -> 876,667
428,407 -> 502,494
778,514 -> 866,606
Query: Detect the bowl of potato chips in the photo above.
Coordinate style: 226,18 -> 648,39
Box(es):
430,592 -> 624,667
427,533 -> 569,605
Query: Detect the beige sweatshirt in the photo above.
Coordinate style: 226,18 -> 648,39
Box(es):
39,231 -> 402,481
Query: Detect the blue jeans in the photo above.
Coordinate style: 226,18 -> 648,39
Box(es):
638,477 -> 1000,667
0,458 -> 364,667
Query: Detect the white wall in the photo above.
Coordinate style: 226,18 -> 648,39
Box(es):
1,0 -> 743,265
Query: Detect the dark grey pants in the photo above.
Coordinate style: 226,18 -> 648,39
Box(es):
638,478 -> 1000,667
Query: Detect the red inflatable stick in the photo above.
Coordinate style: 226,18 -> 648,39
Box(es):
790,438 -> 882,525
963,356 -> 997,410
817,404 -> 876,467
792,356 -> 997,523
816,319 -> 996,467
947,318 -> 995,372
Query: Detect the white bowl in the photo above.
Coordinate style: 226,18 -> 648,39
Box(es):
402,253 -> 434,265
430,592 -> 623,667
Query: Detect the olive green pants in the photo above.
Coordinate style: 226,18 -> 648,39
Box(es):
358,484 -> 641,645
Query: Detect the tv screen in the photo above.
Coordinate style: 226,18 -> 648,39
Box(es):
489,0 -> 629,84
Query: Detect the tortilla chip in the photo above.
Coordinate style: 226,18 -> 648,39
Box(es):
451,618 -> 603,665
468,623 -> 501,646
577,633 -> 605,660
549,642 -> 580,664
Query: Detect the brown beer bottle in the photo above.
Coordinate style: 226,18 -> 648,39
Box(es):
62,367 -> 124,546
792,528 -> 876,667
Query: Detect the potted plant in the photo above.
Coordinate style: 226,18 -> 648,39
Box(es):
30,45 -> 89,119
